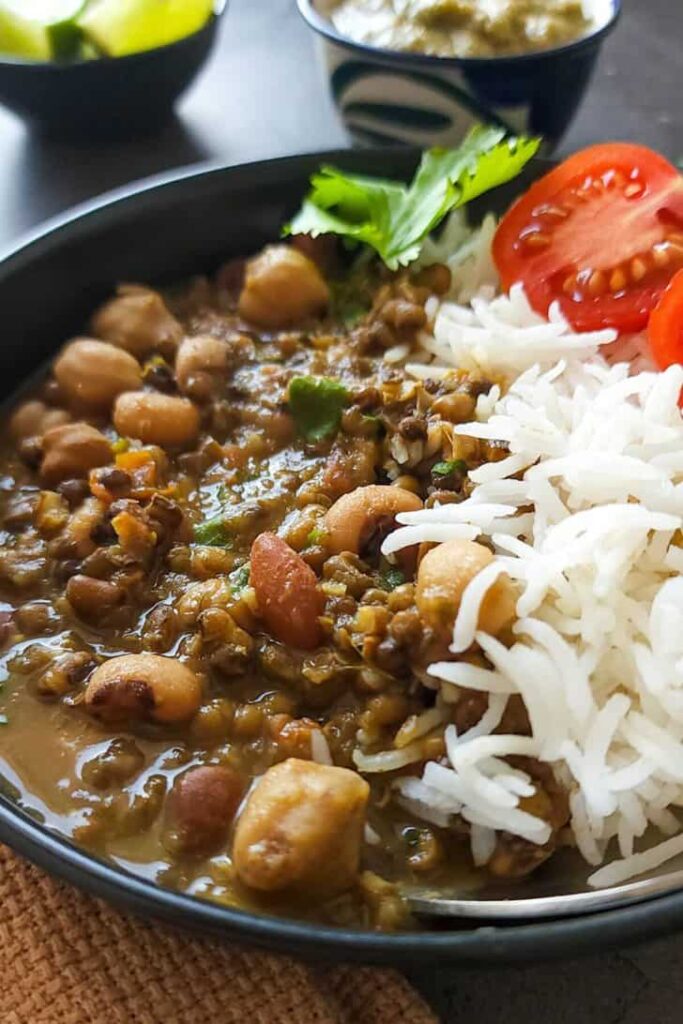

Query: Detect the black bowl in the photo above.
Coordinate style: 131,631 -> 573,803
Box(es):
298,0 -> 622,151
0,11 -> 223,138
2,150 -> 683,964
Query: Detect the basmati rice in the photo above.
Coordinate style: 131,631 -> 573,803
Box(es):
356,216 -> 683,887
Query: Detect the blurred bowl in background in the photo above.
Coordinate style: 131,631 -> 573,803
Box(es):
298,0 -> 621,151
0,5 -> 225,139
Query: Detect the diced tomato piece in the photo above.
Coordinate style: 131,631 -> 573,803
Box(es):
648,269 -> 683,388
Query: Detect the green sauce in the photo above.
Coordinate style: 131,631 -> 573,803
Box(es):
329,0 -> 593,58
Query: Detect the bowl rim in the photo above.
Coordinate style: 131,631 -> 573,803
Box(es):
1,147 -> 683,966
0,2 -> 225,71
297,0 -> 622,69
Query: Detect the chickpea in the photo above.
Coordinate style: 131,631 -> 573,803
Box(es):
175,335 -> 230,401
324,484 -> 422,555
10,400 -> 70,441
85,653 -> 202,724
238,245 -> 329,329
54,338 -> 141,410
165,765 -> 244,856
40,423 -> 112,486
92,285 -> 183,357
416,538 -> 516,639
113,391 -> 200,448
233,758 -> 369,894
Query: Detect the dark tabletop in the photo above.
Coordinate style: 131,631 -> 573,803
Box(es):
1,0 -> 682,1020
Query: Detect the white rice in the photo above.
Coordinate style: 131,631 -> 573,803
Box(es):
355,214 -> 683,887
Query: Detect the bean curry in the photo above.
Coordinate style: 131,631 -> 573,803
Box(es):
0,237 -> 568,930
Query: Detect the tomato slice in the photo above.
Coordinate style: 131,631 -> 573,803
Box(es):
250,532 -> 324,650
493,143 -> 683,333
647,268 -> 683,370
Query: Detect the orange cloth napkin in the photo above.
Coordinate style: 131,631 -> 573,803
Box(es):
0,846 -> 437,1024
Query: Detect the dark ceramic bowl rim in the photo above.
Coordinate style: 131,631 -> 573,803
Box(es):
1,149 -> 683,966
0,2 -> 225,70
298,0 -> 621,68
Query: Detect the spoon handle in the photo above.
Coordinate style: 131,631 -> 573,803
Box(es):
406,868 -> 683,920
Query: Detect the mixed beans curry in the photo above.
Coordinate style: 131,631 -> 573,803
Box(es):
0,237 -> 569,930
329,0 -> 592,59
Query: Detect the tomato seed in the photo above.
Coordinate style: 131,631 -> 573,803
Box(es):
587,272 -> 607,296
653,245 -> 671,268
523,232 -> 550,249
532,204 -> 568,221
610,268 -> 627,292
631,258 -> 647,282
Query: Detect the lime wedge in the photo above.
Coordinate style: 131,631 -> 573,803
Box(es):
5,0 -> 84,20
79,0 -> 215,57
0,1 -> 87,60
0,4 -> 51,60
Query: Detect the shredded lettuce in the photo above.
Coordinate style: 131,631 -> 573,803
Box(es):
284,126 -> 539,270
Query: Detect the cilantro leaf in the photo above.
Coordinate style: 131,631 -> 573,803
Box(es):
379,567 -> 406,592
432,459 -> 468,478
288,376 -> 350,442
285,126 -> 540,270
307,526 -> 326,546
193,517 -> 233,547
230,563 -> 251,593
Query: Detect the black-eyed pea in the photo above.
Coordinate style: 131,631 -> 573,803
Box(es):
50,497 -> 105,560
416,538 -> 516,639
324,484 -> 423,556
84,653 -> 202,723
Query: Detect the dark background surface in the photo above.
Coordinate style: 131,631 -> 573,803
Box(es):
0,0 -> 681,1019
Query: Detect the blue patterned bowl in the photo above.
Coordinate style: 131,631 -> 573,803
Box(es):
298,0 -> 621,151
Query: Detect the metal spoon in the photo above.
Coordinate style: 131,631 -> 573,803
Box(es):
405,864 -> 683,921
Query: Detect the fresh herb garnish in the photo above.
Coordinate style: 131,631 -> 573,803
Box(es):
111,436 -> 129,454
288,375 -> 350,442
230,563 -> 251,593
380,567 -> 406,592
193,517 -> 233,548
432,459 -> 468,478
285,126 -> 540,270
307,526 -> 326,546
